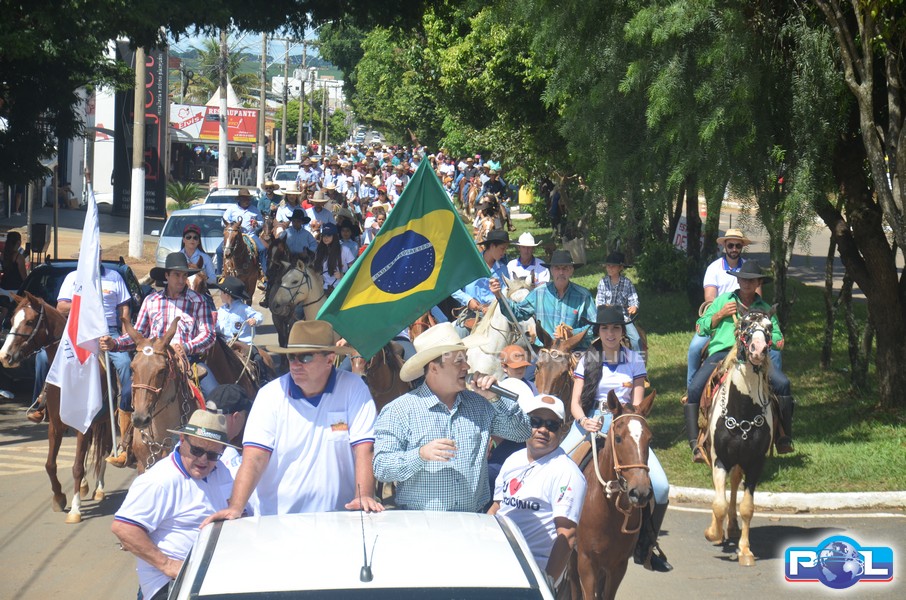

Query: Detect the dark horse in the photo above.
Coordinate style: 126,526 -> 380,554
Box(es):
0,293 -> 112,523
222,219 -> 259,301
699,309 -> 776,566
350,342 -> 412,413
561,389 -> 655,600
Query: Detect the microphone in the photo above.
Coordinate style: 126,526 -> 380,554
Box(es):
466,373 -> 520,401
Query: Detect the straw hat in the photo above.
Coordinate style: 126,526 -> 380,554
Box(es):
262,181 -> 280,191
399,323 -> 486,382
716,228 -> 752,246
262,320 -> 352,355
167,410 -> 239,449
311,190 -> 330,204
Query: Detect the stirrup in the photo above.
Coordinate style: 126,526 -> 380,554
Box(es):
27,407 -> 46,424
775,436 -> 794,454
691,445 -> 706,464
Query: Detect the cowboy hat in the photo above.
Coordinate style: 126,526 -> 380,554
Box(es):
262,181 -> 280,190
212,275 -> 251,302
603,251 -> 632,268
479,230 -> 510,246
205,384 -> 252,414
519,393 -> 565,421
514,232 -> 540,247
150,252 -> 200,282
290,208 -> 311,224
311,190 -> 330,204
716,228 -> 752,246
167,410 -> 239,449
262,320 -> 352,355
587,304 -> 634,326
727,260 -> 772,283
399,323 -> 487,382
541,249 -> 576,268
237,188 -> 252,198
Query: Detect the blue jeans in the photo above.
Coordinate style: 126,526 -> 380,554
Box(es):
560,409 -> 670,505
626,322 -> 641,352
687,333 -> 709,387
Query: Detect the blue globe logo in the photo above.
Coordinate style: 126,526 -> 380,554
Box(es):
817,540 -> 865,589
370,231 -> 436,294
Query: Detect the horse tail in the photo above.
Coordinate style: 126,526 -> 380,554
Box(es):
88,416 -> 113,479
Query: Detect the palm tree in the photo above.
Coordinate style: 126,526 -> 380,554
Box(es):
180,37 -> 259,106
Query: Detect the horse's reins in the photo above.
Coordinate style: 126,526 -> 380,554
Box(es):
6,302 -> 61,359
589,412 -> 650,534
278,266 -> 326,309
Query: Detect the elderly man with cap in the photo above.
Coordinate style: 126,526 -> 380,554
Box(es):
451,230 -> 511,337
502,250 -> 598,350
508,232 -> 550,286
373,323 -> 532,512
685,261 -> 793,462
595,251 -> 641,351
221,187 -> 268,278
202,320 -> 382,520
686,228 -> 767,387
305,189 -> 336,235
489,393 -> 586,586
101,252 -> 218,394
112,410 -> 239,600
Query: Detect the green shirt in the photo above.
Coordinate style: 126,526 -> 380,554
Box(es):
695,291 -> 783,356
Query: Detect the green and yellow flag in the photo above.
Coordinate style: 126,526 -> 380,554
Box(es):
317,160 -> 490,358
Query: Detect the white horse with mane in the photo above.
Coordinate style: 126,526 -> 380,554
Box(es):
466,275 -> 536,379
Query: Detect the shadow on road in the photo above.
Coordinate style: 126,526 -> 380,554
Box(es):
713,525 -> 845,562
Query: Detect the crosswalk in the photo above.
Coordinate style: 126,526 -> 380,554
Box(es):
0,440 -> 78,476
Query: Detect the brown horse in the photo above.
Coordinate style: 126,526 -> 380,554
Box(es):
266,260 -> 326,347
0,293 -> 112,523
561,389 -> 655,600
350,342 -> 412,413
534,323 -> 586,428
124,317 -> 199,473
408,312 -> 437,341
205,334 -> 262,400
466,177 -> 481,217
222,219 -> 259,301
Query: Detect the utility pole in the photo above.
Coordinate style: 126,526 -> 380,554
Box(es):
320,80 -> 327,150
296,40 -> 306,161
129,47 -> 146,259
257,33 -> 267,187
280,42 -> 288,165
217,28 -> 229,189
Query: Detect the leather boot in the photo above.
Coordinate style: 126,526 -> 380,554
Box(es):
775,395 -> 795,454
106,410 -> 133,468
634,501 -> 673,572
26,389 -> 47,423
684,403 -> 705,463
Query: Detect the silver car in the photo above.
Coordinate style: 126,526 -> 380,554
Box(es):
170,511 -> 554,599
153,208 -> 224,269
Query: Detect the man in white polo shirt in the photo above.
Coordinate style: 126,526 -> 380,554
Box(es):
112,411 -> 238,600
203,320 -> 383,521
507,232 -> 550,287
489,394 -> 585,587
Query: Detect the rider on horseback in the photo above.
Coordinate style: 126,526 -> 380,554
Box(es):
219,188 -> 267,280
452,230 -> 510,337
596,252 -> 641,352
684,261 -> 794,463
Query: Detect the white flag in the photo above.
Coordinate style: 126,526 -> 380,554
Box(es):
46,190 -> 109,433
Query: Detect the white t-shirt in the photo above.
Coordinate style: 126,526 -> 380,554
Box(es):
57,267 -> 132,328
243,369 -> 376,515
574,348 -> 647,407
494,448 -> 586,570
507,256 -> 551,286
703,256 -> 746,297
113,448 -> 234,599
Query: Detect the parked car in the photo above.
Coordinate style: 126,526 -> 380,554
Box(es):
171,511 -> 554,600
152,208 -> 225,269
195,187 -> 261,212
0,258 -> 151,382
270,165 -> 300,192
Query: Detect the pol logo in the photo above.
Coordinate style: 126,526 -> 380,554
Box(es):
785,535 -> 894,589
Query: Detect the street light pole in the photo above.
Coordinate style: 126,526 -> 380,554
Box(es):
280,42 -> 288,165
296,40 -> 306,161
129,47 -> 146,259
217,29 -> 229,190
257,33 -> 267,187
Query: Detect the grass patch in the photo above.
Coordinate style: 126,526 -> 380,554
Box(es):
510,218 -> 906,492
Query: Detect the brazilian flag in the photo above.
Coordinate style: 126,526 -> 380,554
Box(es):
317,160 -> 490,358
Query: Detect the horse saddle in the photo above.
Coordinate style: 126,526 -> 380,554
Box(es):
241,233 -> 259,259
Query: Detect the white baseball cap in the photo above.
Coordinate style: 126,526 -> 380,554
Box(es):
520,393 -> 565,420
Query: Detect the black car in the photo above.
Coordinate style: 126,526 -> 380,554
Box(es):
0,257 -> 151,383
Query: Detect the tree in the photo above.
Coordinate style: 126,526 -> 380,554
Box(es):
182,37 -> 259,105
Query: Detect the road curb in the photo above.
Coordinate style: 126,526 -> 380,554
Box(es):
671,486 -> 906,511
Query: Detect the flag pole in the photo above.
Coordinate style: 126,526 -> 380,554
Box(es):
96,264 -> 118,456
493,290 -> 538,361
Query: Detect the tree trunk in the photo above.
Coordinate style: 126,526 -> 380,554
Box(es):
820,237 -> 837,369
684,174 -> 703,307
840,275 -> 868,391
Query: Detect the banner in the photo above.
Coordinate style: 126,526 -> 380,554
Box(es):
170,103 -> 259,144
46,191 -> 109,433
318,161 -> 490,358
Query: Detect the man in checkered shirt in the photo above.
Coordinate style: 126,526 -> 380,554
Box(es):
101,252 -> 217,394
373,323 -> 532,512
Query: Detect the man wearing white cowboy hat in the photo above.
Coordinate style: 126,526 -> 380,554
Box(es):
686,228 -> 763,387
258,180 -> 282,215
489,393 -> 586,585
203,320 -> 383,519
112,410 -> 239,600
501,249 -> 597,350
507,232 -> 550,286
373,323 -> 532,512
101,252 -> 218,395
305,189 -> 336,234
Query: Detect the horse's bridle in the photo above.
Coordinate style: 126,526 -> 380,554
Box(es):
590,412 -> 651,534
278,266 -> 326,309
5,302 -> 60,360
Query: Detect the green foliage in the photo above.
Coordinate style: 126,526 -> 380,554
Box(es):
166,181 -> 204,209
634,239 -> 691,293
180,36 -> 260,105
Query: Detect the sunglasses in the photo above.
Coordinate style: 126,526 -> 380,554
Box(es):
725,243 -> 743,249
183,234 -> 200,240
530,416 -> 563,431
186,441 -> 222,462
288,352 -> 327,364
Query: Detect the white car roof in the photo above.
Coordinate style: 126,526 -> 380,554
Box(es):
174,511 -> 552,599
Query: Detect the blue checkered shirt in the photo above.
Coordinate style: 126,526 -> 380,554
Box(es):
595,275 -> 639,320
509,281 -> 598,348
373,382 -> 532,512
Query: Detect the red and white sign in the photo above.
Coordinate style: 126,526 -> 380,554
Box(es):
673,216 -> 705,251
170,103 -> 259,143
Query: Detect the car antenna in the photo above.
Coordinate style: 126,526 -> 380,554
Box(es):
358,484 -> 376,583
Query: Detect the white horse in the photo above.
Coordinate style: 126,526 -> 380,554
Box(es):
466,276 -> 535,379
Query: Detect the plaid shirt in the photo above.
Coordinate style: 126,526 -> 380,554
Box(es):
595,275 -> 639,320
510,281 -> 598,348
111,288 -> 215,355
373,382 -> 532,512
